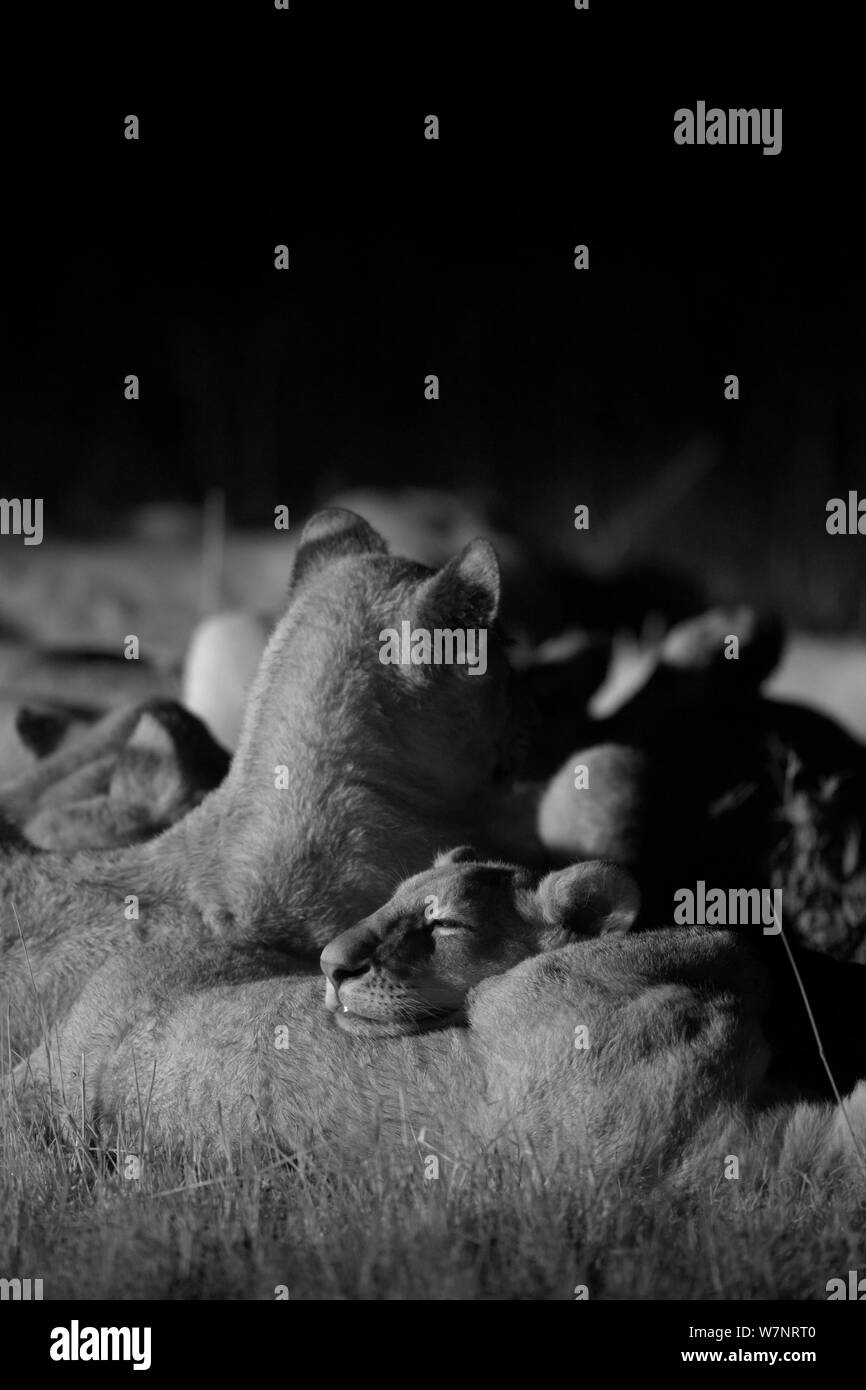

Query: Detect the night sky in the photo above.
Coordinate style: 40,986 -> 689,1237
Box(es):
3,16 -> 860,567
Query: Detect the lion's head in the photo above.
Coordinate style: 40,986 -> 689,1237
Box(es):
320,846 -> 640,1035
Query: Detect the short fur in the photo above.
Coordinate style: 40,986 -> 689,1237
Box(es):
0,700 -> 229,850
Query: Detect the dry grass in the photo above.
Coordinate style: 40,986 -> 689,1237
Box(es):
2,1087 -> 866,1301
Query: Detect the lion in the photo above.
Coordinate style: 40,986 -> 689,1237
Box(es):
5,849 -> 801,1183
323,845 -> 866,1101
16,848 -> 866,1192
3,852 -> 655,1146
0,699 -> 229,850
0,640 -> 177,778
319,846 -> 640,1036
0,508 -> 522,1057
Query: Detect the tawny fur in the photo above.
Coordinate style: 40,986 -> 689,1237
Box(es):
0,700 -> 229,851
15,921 -> 866,1195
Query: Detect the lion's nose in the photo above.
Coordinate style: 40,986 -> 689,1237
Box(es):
320,951 -> 368,988
319,922 -> 377,986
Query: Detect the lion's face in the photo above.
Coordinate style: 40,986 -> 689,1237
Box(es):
320,847 -> 640,1036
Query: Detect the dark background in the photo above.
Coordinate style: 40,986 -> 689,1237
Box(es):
3,8 -> 863,625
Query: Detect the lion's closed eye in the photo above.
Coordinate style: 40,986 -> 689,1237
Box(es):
429,919 -> 470,937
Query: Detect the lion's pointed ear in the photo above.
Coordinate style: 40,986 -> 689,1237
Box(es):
125,710 -> 176,759
536,860 -> 640,939
420,539 -> 501,629
16,705 -> 76,758
434,845 -> 479,867
291,508 -> 389,589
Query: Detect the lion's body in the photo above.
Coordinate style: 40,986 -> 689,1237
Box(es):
0,701 -> 229,851
19,919 -> 865,1193
9,847 -> 770,1168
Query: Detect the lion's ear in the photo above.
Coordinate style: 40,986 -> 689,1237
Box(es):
16,705 -> 79,758
419,539 -> 501,630
109,709 -> 181,805
536,861 -> 640,939
125,709 -> 177,759
290,508 -> 389,589
434,845 -> 479,867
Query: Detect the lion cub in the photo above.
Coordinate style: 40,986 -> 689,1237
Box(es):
0,699 -> 229,850
320,846 -> 640,1036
